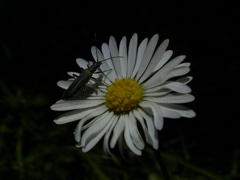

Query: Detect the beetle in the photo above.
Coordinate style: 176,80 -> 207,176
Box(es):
62,57 -> 120,99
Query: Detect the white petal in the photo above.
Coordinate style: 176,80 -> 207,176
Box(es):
87,94 -> 105,99
161,109 -> 181,119
119,36 -> 128,77
101,43 -> 117,81
135,34 -> 159,82
137,108 -> 159,149
144,91 -> 170,97
67,72 -> 79,77
145,81 -> 191,94
140,101 -> 164,130
103,116 -> 118,154
91,46 -> 105,62
132,109 -> 153,145
81,114 -> 102,130
90,46 -> 116,84
73,106 -> 108,142
57,80 -> 72,89
177,76 -> 193,84
109,36 -> 122,79
54,110 -> 86,124
165,67 -> 190,81
92,46 -> 109,65
75,117 -> 93,142
76,58 -> 89,69
75,111 -> 109,143
110,115 -> 125,148
144,84 -> 170,93
127,33 -> 138,77
176,62 -> 191,68
153,50 -> 173,72
81,112 -> 114,152
98,86 -> 107,93
91,46 -> 112,73
165,81 -> 192,93
145,94 -> 195,103
138,38 -> 169,83
143,55 -> 186,88
128,112 -> 145,150
124,114 -> 142,155
131,38 -> 148,78
54,105 -> 107,124
50,99 -> 104,111
85,96 -> 105,100
159,103 -> 196,118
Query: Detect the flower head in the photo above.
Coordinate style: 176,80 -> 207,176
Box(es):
50,33 -> 195,155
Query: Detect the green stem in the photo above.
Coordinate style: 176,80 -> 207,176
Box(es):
230,149 -> 239,176
163,153 -> 223,180
0,80 -> 13,98
154,149 -> 171,180
84,154 -> 110,180
16,128 -> 24,179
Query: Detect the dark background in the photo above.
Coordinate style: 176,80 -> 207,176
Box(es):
1,1 -> 239,180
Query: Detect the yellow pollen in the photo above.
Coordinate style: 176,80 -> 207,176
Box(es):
105,78 -> 143,114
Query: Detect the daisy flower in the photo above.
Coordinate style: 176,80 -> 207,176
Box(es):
50,33 -> 196,156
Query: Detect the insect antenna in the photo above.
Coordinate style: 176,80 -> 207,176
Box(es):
94,33 -> 114,83
94,32 -> 100,62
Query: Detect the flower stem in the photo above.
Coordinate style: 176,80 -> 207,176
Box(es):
16,127 -> 24,180
153,149 -> 171,180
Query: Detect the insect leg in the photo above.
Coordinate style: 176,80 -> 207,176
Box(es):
97,68 -> 113,83
73,74 -> 78,79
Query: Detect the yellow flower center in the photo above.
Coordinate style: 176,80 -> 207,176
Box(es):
105,78 -> 143,114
